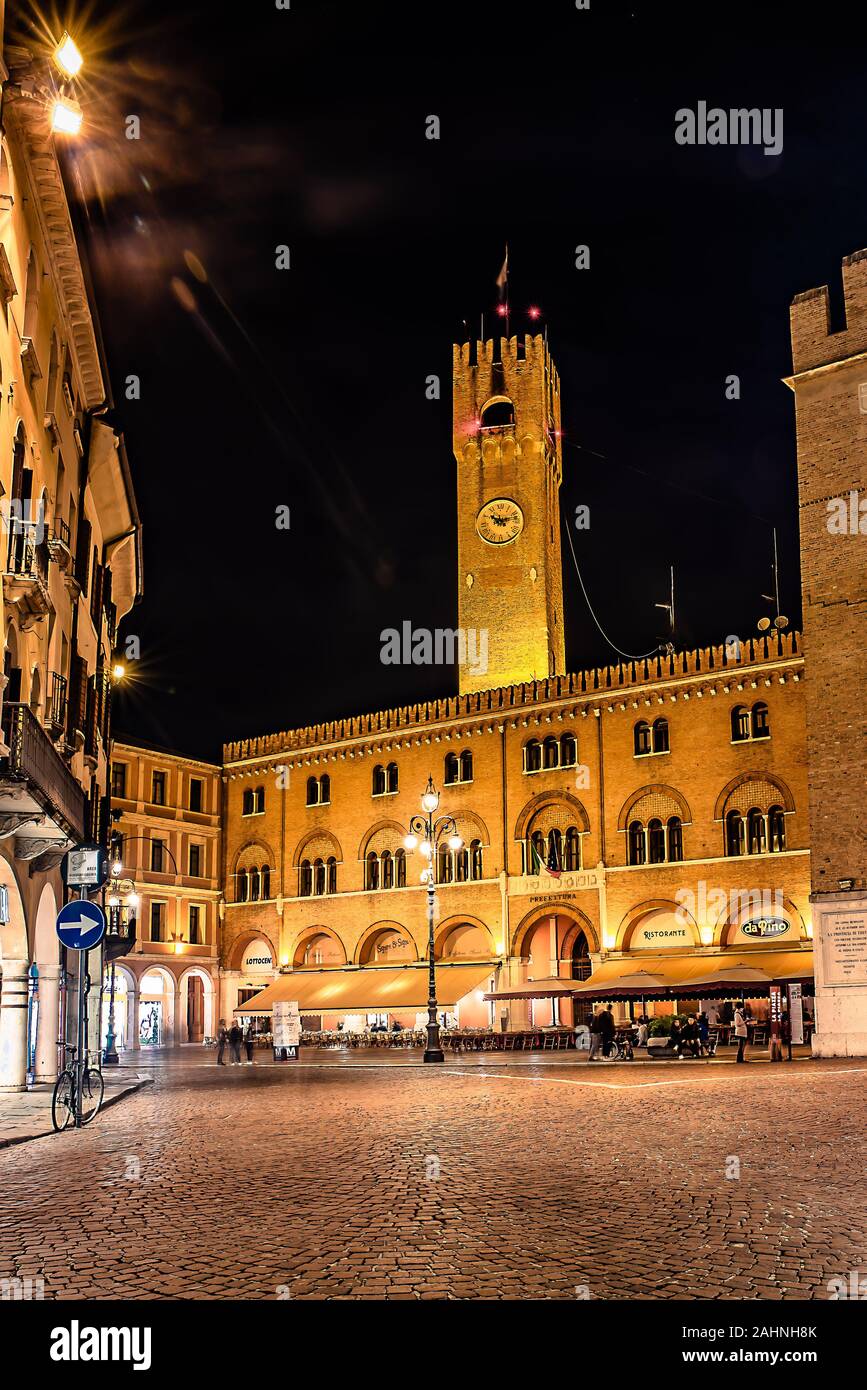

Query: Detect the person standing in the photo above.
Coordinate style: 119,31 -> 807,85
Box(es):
216,1020 -> 228,1066
599,1005 -> 616,1059
588,1008 -> 604,1061
734,1004 -> 749,1063
229,1019 -> 242,1065
780,1008 -> 793,1062
244,1026 -> 255,1065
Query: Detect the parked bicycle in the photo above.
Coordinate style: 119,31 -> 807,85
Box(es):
51,1045 -> 104,1131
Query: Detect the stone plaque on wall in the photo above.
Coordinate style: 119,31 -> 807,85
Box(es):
821,909 -> 867,986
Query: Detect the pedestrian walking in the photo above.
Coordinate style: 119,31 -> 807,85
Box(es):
216,1019 -> 228,1066
734,1004 -> 749,1063
229,1020 -> 242,1065
244,1026 -> 254,1064
588,1008 -> 604,1061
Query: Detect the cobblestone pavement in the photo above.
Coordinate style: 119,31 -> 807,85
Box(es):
0,1052 -> 864,1300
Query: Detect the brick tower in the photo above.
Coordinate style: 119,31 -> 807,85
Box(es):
787,249 -> 867,1056
453,333 -> 566,695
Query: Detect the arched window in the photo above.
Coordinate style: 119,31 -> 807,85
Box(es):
480,397 -> 515,428
385,762 -> 398,793
395,847 -> 406,887
382,850 -> 394,889
524,739 -> 541,773
565,826 -> 581,872
667,816 -> 683,862
444,751 -> 459,785
768,805 -> 786,852
628,820 -> 646,866
299,860 -> 312,896
647,818 -> 666,864
237,868 -> 249,903
752,702 -> 770,738
731,706 -> 750,741
634,721 -> 651,756
319,773 -> 330,804
253,786 -> 265,814
542,736 -> 559,769
455,846 -> 469,882
306,776 -> 318,807
652,717 -> 669,753
747,808 -> 766,855
437,842 -> 453,883
726,810 -> 744,857
372,764 -> 386,797
242,788 -> 254,816
548,827 -> 563,872
459,749 -> 473,782
560,733 -> 577,767
366,851 -> 379,891
314,858 -> 326,895
249,867 -> 260,902
327,856 -> 337,894
529,828 -> 546,873
470,839 -> 483,880
261,865 -> 271,899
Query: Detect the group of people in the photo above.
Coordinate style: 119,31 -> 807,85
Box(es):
216,1019 -> 256,1066
588,1002 -> 797,1063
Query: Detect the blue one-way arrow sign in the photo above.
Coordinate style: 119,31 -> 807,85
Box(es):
56,899 -> 106,951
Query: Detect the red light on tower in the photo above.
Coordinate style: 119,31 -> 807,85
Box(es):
496,303 -> 508,318
527,305 -> 541,320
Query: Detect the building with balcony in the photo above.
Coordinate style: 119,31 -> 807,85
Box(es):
0,24 -> 142,1089
108,742 -> 221,1050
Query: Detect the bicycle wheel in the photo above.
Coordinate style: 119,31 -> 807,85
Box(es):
51,1072 -> 75,1132
79,1068 -> 105,1125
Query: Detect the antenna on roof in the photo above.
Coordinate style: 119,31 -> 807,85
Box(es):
654,566 -> 675,641
758,527 -> 789,631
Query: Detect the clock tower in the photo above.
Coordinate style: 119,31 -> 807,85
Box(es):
453,332 -> 566,694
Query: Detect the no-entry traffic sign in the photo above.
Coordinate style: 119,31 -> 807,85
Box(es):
55,899 -> 106,951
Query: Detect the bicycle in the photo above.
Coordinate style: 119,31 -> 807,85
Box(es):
51,1045 -> 105,1131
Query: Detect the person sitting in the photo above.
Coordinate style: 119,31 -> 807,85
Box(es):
697,1011 -> 710,1054
681,1015 -> 701,1058
669,1016 -> 683,1057
391,1019 -> 403,1032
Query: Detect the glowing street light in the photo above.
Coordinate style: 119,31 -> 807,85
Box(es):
51,96 -> 83,136
405,777 -> 462,1063
53,32 -> 84,78
112,662 -> 126,681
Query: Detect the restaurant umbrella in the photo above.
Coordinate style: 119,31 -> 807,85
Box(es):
569,969 -> 673,1001
684,962 -> 774,998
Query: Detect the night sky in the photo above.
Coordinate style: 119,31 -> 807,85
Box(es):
46,0 -> 867,762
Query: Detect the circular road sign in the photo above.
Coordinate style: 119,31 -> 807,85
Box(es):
55,899 -> 106,952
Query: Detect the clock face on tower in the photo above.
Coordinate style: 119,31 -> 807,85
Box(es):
476,497 -> 524,545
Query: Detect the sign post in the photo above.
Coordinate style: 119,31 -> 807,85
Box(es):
273,1000 -> 301,1061
769,983 -> 783,1062
56,896 -> 106,1127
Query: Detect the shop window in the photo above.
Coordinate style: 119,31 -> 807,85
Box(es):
752,702 -> 770,739
726,810 -> 745,857
628,820 -> 646,866
652,717 -> 669,753
768,805 -> 786,852
731,705 -> 750,742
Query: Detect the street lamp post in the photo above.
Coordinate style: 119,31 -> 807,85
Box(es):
404,776 -> 463,1064
103,857 -> 139,1065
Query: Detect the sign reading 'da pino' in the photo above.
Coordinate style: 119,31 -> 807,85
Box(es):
821,909 -> 867,987
739,917 -> 790,940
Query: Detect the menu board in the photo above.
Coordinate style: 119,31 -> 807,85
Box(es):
821,909 -> 867,986
273,1000 -> 301,1046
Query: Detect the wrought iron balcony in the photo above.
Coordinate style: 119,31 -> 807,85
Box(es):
45,671 -> 68,738
3,519 -> 52,624
0,701 -> 87,848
